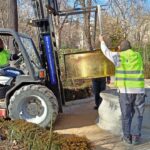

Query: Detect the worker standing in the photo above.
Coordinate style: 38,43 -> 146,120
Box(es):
92,76 -> 110,110
99,35 -> 145,145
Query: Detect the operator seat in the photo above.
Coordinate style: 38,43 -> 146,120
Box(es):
1,67 -> 24,78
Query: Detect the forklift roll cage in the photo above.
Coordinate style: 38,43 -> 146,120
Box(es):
0,28 -> 42,81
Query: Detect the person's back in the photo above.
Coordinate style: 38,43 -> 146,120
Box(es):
115,48 -> 144,93
0,38 -> 10,68
0,49 -> 11,68
99,36 -> 144,93
99,35 -> 145,145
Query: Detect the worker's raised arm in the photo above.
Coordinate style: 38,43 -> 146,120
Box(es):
99,35 -> 120,67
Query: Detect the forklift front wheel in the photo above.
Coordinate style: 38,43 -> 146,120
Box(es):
8,84 -> 58,127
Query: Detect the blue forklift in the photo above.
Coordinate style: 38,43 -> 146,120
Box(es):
0,0 -> 99,127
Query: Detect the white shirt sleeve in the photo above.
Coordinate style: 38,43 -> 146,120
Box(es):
101,41 -> 120,67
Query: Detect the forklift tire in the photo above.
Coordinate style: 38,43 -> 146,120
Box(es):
8,84 -> 58,127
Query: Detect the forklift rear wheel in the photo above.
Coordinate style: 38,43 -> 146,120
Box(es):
8,84 -> 58,127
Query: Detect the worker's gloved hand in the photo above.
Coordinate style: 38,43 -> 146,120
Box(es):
106,77 -> 111,84
10,52 -> 22,61
11,54 -> 20,60
99,35 -> 104,42
107,80 -> 110,84
17,52 -> 22,57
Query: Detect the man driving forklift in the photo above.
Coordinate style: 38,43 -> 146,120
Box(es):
0,38 -> 23,77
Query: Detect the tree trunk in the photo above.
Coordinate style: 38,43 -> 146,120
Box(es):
8,0 -> 18,53
79,0 -> 93,50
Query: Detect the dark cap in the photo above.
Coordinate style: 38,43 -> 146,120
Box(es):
119,40 -> 131,51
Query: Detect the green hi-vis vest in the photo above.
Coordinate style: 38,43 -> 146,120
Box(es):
115,49 -> 144,88
0,49 -> 10,68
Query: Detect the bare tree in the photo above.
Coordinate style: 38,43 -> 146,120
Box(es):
17,0 -> 39,47
108,0 -> 150,45
0,0 -> 8,28
53,0 -> 75,49
8,0 -> 18,53
0,0 -> 9,47
74,0 -> 93,50
8,0 -> 18,31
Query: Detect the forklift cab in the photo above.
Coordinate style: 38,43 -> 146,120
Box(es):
0,28 -> 43,80
0,28 -> 59,127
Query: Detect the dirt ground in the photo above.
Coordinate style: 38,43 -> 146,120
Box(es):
54,97 -> 150,150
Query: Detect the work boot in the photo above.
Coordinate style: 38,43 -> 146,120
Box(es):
132,135 -> 140,145
122,135 -> 132,144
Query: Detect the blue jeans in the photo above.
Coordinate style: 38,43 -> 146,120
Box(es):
119,93 -> 145,137
92,77 -> 106,107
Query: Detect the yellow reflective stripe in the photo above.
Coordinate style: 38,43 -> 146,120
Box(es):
115,70 -> 144,74
116,77 -> 144,81
115,74 -> 144,78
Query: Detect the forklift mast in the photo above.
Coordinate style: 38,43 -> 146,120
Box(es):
31,0 -> 63,112
30,0 -> 101,112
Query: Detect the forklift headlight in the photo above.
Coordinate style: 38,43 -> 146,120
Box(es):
39,69 -> 46,79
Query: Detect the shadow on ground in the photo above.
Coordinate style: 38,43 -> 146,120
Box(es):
54,97 -> 150,150
54,97 -> 98,130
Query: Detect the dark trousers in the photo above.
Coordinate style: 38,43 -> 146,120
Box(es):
119,93 -> 145,137
92,77 -> 106,107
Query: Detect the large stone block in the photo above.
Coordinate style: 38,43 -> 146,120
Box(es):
97,88 -> 150,135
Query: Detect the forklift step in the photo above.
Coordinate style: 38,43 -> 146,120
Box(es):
0,99 -> 6,109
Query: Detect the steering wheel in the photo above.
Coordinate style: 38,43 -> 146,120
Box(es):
14,52 -> 23,66
13,39 -> 19,51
